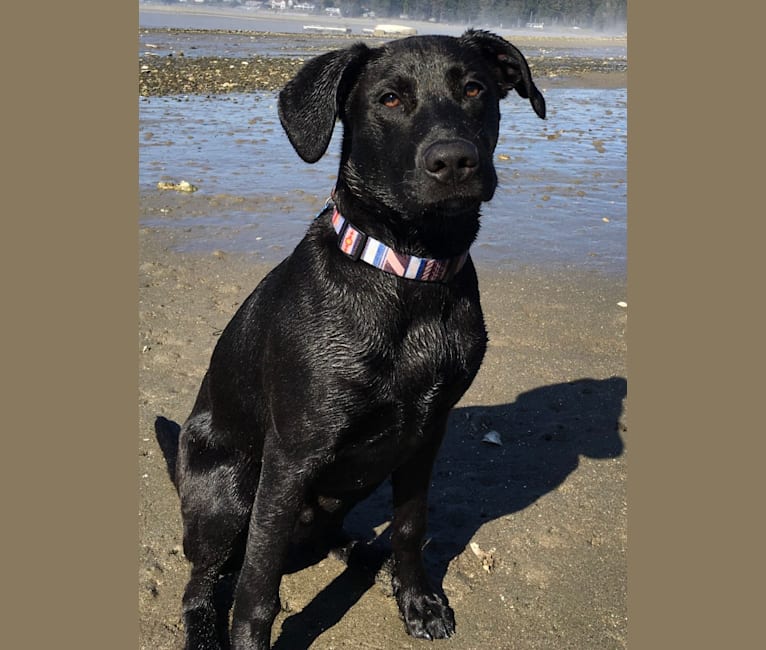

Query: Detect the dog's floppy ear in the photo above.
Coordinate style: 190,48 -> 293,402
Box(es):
278,43 -> 369,163
460,29 -> 546,119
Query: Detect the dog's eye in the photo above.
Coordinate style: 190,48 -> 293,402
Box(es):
380,92 -> 401,108
464,82 -> 484,98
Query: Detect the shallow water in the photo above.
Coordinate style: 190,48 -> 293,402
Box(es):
139,87 -> 626,275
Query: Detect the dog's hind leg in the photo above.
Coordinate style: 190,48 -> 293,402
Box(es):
177,413 -> 260,650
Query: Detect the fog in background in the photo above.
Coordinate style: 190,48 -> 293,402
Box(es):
140,1 -> 627,36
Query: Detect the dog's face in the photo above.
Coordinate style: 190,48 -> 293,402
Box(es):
340,37 -> 505,217
279,30 -> 545,220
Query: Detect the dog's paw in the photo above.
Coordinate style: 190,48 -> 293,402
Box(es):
397,588 -> 456,640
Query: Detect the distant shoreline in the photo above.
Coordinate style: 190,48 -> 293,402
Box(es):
139,3 -> 628,48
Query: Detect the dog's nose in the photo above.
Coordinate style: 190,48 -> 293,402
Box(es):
422,139 -> 479,184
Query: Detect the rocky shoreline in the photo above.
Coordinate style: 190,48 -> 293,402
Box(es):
140,54 -> 625,96
138,29 -> 627,97
139,54 -> 626,96
140,55 -> 304,95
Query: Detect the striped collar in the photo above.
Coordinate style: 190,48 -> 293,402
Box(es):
328,205 -> 469,283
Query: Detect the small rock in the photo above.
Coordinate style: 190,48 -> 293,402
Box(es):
157,180 -> 198,193
469,542 -> 497,573
481,430 -> 503,446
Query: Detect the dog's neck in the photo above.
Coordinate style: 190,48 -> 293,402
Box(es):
327,202 -> 469,283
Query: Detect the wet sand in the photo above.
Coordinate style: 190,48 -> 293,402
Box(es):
139,23 -> 627,650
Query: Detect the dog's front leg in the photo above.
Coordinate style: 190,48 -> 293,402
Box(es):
390,417 -> 455,640
229,446 -> 312,650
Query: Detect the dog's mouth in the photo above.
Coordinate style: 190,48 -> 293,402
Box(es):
405,175 -> 494,217
417,196 -> 483,218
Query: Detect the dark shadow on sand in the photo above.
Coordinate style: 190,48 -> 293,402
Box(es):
155,376 -> 626,648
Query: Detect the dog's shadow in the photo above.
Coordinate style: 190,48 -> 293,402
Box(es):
155,376 -> 626,649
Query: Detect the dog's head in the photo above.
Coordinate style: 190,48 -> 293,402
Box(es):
279,29 -> 545,223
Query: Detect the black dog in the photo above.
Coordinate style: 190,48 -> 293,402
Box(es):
165,29 -> 545,650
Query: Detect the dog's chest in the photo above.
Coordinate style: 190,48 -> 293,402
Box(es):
314,307 -> 486,493
386,289 -> 486,405
391,316 -> 477,389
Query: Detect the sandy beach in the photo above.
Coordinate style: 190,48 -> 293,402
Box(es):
139,241 -> 627,649
139,19 -> 627,649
